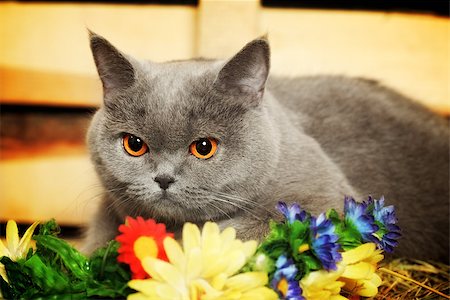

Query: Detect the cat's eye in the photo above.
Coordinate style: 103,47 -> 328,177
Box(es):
123,134 -> 148,157
190,138 -> 218,159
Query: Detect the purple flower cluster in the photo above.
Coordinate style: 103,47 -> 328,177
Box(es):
344,196 -> 379,243
310,214 -> 342,270
345,196 -> 401,252
271,255 -> 304,300
277,202 -> 342,271
276,202 -> 308,224
368,196 -> 402,253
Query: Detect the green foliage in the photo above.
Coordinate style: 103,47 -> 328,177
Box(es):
0,220 -> 133,299
87,240 -> 133,297
327,209 -> 362,250
256,217 -> 324,279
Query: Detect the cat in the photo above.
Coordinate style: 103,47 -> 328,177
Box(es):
84,32 -> 449,263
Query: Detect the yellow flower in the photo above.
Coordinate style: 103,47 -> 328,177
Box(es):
0,220 -> 39,282
338,243 -> 384,297
300,264 -> 347,300
128,222 -> 277,300
300,243 -> 384,299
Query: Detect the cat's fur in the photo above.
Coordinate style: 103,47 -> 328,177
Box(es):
85,33 -> 449,262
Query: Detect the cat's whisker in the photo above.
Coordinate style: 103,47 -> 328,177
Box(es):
212,191 -> 274,215
209,195 -> 263,221
204,199 -> 233,221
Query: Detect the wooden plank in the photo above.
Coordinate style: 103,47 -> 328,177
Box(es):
0,155 -> 100,225
0,67 -> 102,107
262,9 -> 449,115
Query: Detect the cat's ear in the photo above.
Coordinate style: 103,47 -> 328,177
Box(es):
214,37 -> 270,106
89,31 -> 135,93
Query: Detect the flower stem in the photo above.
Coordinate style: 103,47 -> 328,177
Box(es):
379,267 -> 450,299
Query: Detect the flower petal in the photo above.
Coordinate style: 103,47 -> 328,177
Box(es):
128,279 -> 180,299
128,292 -> 157,300
182,223 -> 201,254
300,265 -> 345,290
225,272 -> 268,291
341,243 -> 376,264
164,237 -> 185,270
6,220 -> 19,256
240,287 -> 278,300
219,227 -> 236,248
341,262 -> 375,279
202,222 -> 221,251
141,256 -> 186,294
128,279 -> 159,296
0,239 -> 10,257
340,276 -> 380,297
0,264 -> 8,283
186,247 -> 202,280
223,251 -> 247,276
17,221 -> 39,258
241,240 -> 257,258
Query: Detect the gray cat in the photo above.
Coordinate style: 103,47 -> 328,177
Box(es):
85,32 -> 449,262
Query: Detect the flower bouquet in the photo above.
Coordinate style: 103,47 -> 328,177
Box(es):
0,196 -> 402,299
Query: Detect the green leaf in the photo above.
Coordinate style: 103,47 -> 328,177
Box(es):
334,221 -> 363,251
22,254 -> 71,294
37,219 -> 61,236
34,235 -> 90,280
288,220 -> 309,245
86,240 -> 133,298
327,209 -> 342,225
303,254 -> 321,271
0,257 -> 33,299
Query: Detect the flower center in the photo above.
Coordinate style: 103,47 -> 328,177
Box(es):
190,280 -> 210,300
133,236 -> 158,260
277,277 -> 289,296
298,244 -> 310,253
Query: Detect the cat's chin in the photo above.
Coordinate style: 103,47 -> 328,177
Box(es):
146,191 -> 232,225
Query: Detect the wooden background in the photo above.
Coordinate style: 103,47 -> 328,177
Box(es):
0,0 -> 448,226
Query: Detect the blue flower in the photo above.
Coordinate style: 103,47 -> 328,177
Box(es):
309,213 -> 342,270
344,196 -> 379,243
367,196 -> 401,253
277,202 -> 308,224
271,255 -> 304,300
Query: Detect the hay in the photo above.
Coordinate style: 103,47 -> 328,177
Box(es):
375,258 -> 450,299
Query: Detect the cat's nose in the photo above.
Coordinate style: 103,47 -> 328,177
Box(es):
154,175 -> 175,190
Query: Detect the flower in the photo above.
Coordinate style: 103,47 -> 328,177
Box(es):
309,214 -> 342,271
116,216 -> 173,279
367,196 -> 401,253
338,243 -> 384,297
300,243 -> 383,299
300,264 -> 346,300
344,197 -> 378,243
271,255 -> 303,300
0,220 -> 39,283
277,202 -> 308,224
128,222 -> 277,300
251,252 -> 274,273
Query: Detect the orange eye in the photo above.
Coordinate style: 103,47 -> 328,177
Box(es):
190,138 -> 218,159
123,134 -> 148,157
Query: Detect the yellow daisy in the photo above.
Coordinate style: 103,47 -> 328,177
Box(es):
300,243 -> 384,299
338,242 -> 384,297
0,220 -> 39,282
300,264 -> 347,300
128,222 -> 277,300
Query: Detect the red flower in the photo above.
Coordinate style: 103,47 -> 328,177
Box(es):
116,216 -> 173,279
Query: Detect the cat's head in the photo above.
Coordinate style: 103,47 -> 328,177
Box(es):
87,33 -> 279,226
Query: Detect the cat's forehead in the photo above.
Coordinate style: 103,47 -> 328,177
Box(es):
140,59 -> 223,102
